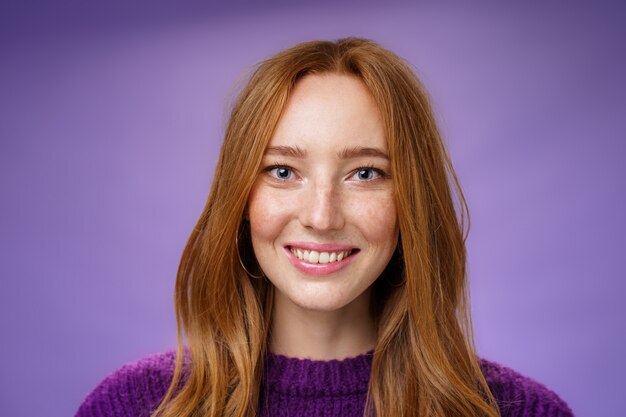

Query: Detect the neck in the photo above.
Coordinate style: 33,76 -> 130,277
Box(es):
269,288 -> 376,360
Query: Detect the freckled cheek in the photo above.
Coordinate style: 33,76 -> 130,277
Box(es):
347,192 -> 398,245
248,189 -> 296,242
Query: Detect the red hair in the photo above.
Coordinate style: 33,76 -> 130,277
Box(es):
153,38 -> 500,417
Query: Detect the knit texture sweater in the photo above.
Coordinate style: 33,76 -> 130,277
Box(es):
75,350 -> 574,417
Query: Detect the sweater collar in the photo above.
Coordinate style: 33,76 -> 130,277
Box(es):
263,350 -> 373,397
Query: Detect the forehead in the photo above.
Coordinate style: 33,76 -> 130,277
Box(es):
268,74 -> 386,152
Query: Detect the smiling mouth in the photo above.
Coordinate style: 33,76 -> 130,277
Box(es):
287,246 -> 358,264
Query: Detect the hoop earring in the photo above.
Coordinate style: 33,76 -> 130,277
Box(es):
235,234 -> 264,279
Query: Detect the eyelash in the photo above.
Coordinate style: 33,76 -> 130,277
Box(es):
352,164 -> 387,181
265,164 -> 296,181
263,163 -> 388,182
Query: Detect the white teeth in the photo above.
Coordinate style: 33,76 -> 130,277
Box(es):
318,252 -> 330,264
309,251 -> 319,264
289,247 -> 353,264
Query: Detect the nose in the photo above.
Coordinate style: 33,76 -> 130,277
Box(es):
299,180 -> 345,231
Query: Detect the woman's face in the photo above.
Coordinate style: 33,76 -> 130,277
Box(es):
247,73 -> 398,314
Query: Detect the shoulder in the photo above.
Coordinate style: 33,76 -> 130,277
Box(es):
479,358 -> 575,417
75,350 -> 183,417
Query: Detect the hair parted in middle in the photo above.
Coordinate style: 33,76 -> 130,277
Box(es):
152,38 -> 500,417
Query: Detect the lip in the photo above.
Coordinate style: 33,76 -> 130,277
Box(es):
283,243 -> 358,276
285,241 -> 355,252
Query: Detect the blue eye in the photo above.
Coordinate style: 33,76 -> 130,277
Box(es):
268,166 -> 293,180
353,168 -> 382,181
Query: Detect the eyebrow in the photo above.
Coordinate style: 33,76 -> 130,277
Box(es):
264,145 -> 307,158
338,146 -> 389,160
264,145 -> 389,160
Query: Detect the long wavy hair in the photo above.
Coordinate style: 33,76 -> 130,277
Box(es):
152,38 -> 500,417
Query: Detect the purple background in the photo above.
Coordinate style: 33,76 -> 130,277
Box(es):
1,2 -> 624,416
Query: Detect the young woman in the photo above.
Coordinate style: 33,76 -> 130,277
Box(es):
76,38 -> 574,417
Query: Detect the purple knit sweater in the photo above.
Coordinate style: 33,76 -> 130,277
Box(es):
75,350 -> 574,417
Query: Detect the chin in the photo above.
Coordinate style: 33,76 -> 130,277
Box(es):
276,283 -> 370,314
293,298 -> 351,313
